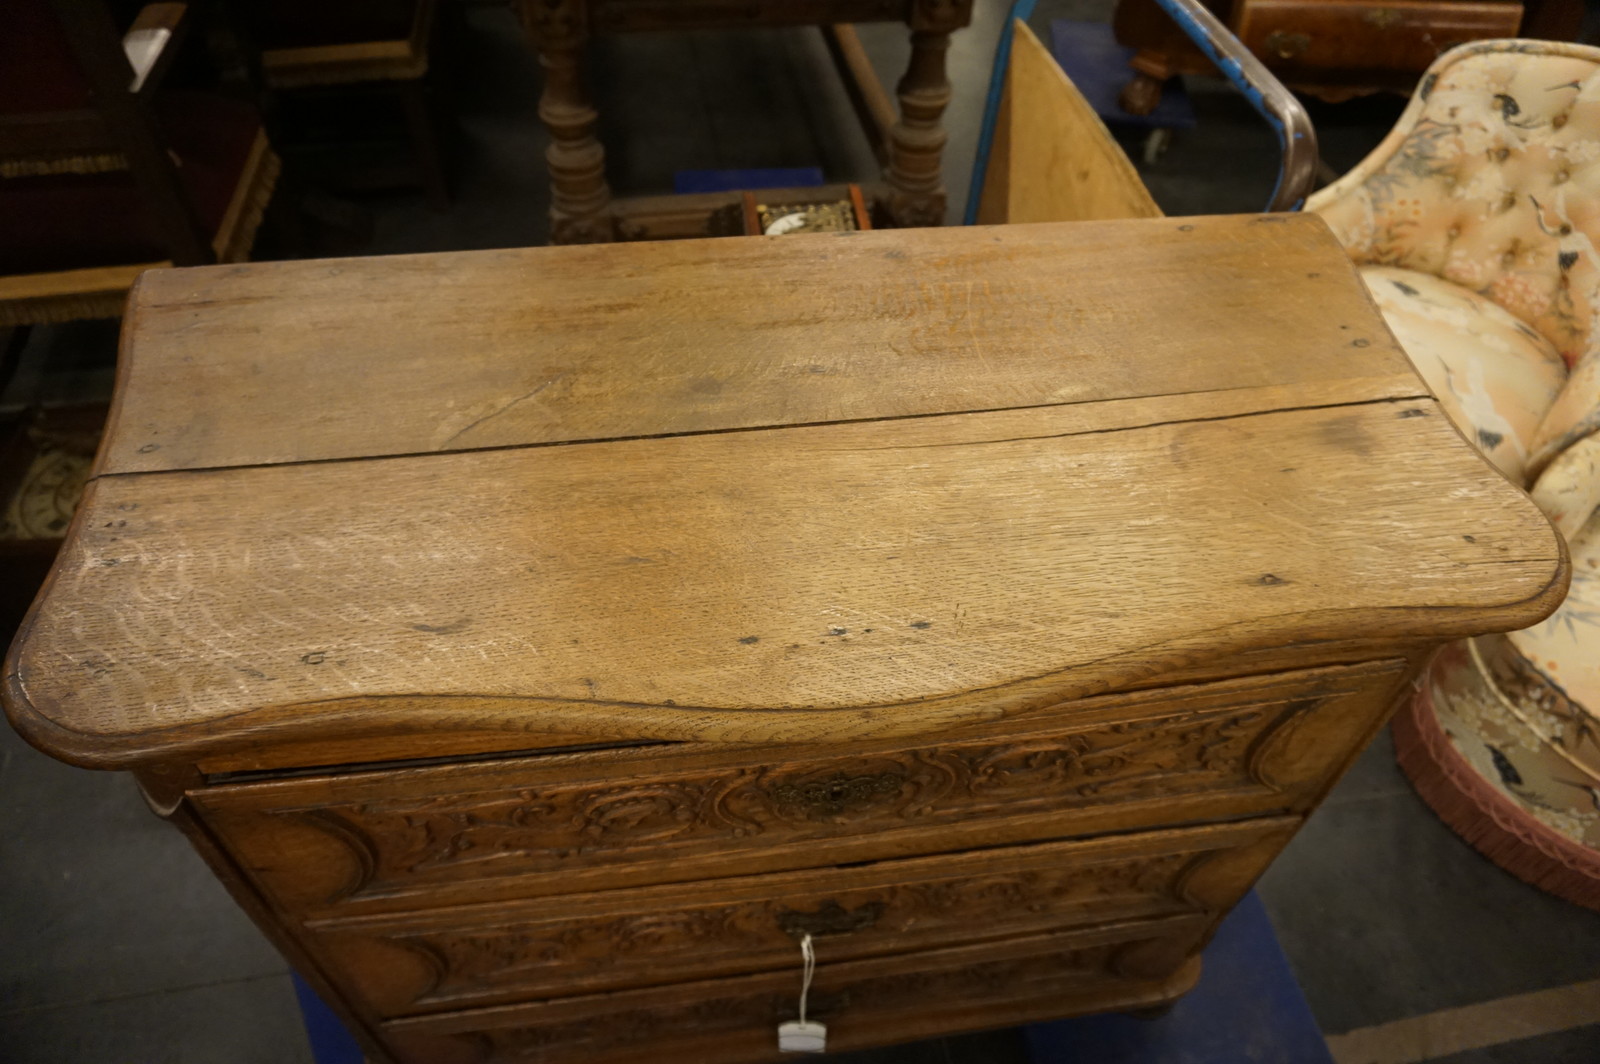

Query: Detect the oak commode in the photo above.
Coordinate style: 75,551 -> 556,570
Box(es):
2,215 -> 1569,1063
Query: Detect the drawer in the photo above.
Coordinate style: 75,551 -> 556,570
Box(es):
1236,0 -> 1522,74
381,915 -> 1208,1064
194,659 -> 1406,915
307,817 -> 1296,1016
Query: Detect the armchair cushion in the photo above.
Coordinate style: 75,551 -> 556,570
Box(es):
1360,265 -> 1567,481
1531,349 -> 1600,475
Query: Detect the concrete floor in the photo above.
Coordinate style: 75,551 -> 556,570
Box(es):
4,1 -> 1600,1062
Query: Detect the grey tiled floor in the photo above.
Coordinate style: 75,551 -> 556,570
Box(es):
1257,729 -> 1600,1042
0,722 -> 315,1062
4,1 -> 1600,1061
1432,1028 -> 1600,1064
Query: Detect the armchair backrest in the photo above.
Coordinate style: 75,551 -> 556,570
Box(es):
1310,40 -> 1600,372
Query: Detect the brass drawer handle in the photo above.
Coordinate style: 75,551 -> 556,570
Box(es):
1264,30 -> 1310,59
776,900 -> 886,938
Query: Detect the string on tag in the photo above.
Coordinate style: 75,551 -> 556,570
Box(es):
798,932 -> 815,1025
777,932 -> 827,1053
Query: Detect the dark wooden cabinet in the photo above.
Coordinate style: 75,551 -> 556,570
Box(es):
1113,0 -> 1525,113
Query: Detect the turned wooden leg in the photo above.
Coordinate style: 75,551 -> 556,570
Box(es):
525,0 -> 613,244
885,27 -> 953,228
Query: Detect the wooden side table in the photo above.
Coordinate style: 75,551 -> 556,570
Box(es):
518,0 -> 973,243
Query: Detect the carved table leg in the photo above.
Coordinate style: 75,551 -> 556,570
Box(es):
885,11 -> 960,228
525,0 -> 613,243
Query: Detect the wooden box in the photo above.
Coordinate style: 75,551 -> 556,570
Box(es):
2,215 -> 1567,1063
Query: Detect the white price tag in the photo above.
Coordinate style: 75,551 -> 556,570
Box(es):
777,1019 -> 828,1053
778,933 -> 827,1053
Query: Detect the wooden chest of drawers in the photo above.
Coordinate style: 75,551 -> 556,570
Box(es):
2,215 -> 1567,1063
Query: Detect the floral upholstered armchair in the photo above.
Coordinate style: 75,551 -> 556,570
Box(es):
1308,40 -> 1600,909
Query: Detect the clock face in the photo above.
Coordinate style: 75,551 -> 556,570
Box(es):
3,446 -> 92,541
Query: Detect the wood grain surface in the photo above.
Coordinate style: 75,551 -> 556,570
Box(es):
6,396 -> 1563,765
101,215 -> 1410,473
2,214 -> 1568,767
976,21 -> 1162,225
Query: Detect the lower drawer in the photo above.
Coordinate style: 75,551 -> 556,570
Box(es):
382,915 -> 1209,1064
306,816 -> 1295,1016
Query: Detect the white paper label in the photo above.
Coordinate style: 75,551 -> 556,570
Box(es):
777,1020 -> 828,1053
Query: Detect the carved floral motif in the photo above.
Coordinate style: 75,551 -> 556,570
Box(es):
276,699 -> 1311,903
368,851 -> 1195,1006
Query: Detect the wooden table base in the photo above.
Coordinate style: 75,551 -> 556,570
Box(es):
519,1 -> 974,243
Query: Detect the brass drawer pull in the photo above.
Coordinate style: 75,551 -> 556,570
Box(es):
776,900 -> 886,938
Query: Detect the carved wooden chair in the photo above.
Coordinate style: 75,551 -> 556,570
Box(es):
0,0 -> 280,326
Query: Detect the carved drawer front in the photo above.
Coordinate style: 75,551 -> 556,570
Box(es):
1235,0 -> 1522,74
306,816 -> 1296,1017
381,914 -> 1209,1064
194,659 -> 1405,916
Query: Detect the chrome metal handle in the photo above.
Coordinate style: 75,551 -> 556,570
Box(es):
1152,0 -> 1320,211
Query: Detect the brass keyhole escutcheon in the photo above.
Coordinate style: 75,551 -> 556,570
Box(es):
776,900 -> 887,938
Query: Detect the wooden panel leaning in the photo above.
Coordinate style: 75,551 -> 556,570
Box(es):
1,214 -> 1570,1064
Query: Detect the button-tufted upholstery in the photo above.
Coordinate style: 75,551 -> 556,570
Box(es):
1314,42 -> 1600,368
1311,40 -> 1600,909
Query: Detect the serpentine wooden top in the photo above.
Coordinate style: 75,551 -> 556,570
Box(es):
3,215 -> 1569,767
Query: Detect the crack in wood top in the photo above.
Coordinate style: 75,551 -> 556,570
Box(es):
0,215 -> 1569,766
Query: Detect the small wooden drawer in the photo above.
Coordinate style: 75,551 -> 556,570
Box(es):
305,817 -> 1296,1016
1236,0 -> 1522,73
193,660 -> 1404,916
381,915 -> 1209,1064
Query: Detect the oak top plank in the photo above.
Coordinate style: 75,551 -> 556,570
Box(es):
101,215 -> 1415,474
6,398 -> 1564,766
